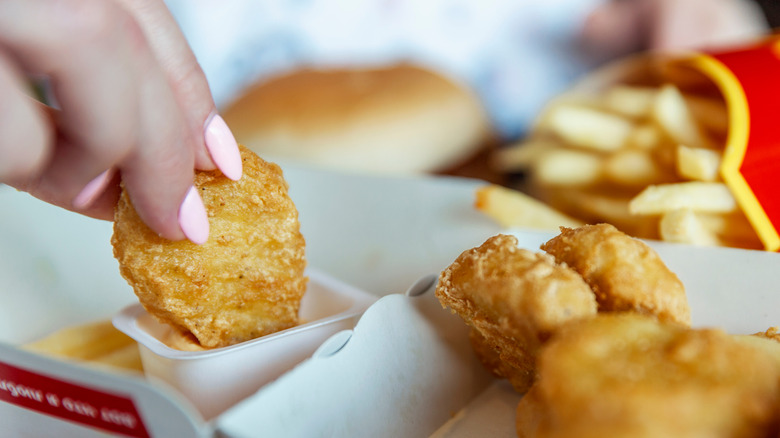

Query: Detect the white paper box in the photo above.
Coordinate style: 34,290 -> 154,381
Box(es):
3,164 -> 779,437
113,269 -> 377,420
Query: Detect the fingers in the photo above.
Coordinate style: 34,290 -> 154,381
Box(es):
0,0 -> 205,241
120,57 -> 203,241
0,52 -> 52,183
116,0 -> 242,180
0,0 -> 139,195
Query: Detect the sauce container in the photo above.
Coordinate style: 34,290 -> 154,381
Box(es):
113,268 -> 377,420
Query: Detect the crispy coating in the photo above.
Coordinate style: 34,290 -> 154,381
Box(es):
733,329 -> 780,368
541,223 -> 690,326
436,234 -> 597,392
753,327 -> 780,343
112,145 -> 307,349
517,313 -> 780,438
468,328 -> 535,392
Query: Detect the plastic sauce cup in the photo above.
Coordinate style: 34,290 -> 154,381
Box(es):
113,268 -> 377,420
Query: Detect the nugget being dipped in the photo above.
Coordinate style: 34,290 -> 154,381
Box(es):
541,223 -> 690,325
112,145 -> 307,349
436,234 -> 597,392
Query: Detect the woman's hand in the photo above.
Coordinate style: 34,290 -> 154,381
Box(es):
0,0 -> 242,244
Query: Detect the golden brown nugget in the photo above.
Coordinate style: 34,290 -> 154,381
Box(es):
467,328 -> 531,392
541,223 -> 690,325
436,234 -> 597,392
732,328 -> 780,367
517,313 -> 780,438
112,145 -> 307,349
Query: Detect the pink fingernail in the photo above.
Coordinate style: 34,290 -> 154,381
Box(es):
73,169 -> 112,210
205,114 -> 242,181
178,186 -> 209,244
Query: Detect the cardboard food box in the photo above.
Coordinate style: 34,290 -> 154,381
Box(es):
6,38 -> 780,433
3,163 -> 780,437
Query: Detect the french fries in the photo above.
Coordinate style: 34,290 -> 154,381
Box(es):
546,105 -> 634,151
24,320 -> 143,372
629,182 -> 737,215
659,209 -> 720,246
652,84 -> 716,150
491,79 -> 761,250
676,145 -> 720,181
475,184 -> 583,230
603,85 -> 657,118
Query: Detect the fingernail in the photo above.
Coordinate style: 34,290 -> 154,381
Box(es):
204,114 -> 242,181
178,186 -> 209,244
73,169 -> 112,210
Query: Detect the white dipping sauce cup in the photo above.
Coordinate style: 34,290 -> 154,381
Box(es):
113,268 -> 377,420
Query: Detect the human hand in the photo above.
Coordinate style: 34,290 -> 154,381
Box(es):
0,0 -> 242,244
580,0 -> 769,61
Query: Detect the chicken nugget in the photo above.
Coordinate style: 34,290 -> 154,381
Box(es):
732,328 -> 780,367
517,313 -> 780,438
467,328 -> 530,391
112,145 -> 307,349
541,223 -> 690,325
436,234 -> 597,392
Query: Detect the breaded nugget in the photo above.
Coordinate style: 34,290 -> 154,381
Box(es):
112,145 -> 307,349
436,234 -> 597,392
733,328 -> 780,367
467,328 -> 531,391
517,313 -> 780,438
753,327 -> 780,343
541,223 -> 690,325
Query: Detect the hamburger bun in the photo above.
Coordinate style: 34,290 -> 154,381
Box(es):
221,64 -> 494,175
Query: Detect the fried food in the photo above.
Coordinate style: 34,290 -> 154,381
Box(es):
467,328 -> 531,392
436,234 -> 597,392
541,223 -> 690,326
474,184 -> 583,231
493,75 -> 765,250
516,313 -> 780,438
24,319 -> 143,372
112,145 -> 307,349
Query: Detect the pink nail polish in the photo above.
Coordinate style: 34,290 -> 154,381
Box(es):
205,114 -> 242,181
73,169 -> 112,210
178,186 -> 209,244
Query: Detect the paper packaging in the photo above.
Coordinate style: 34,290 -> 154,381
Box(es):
4,161 -> 780,436
563,36 -> 780,251
216,228 -> 780,437
3,227 -> 780,436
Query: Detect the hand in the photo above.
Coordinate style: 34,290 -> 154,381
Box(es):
580,0 -> 769,61
0,0 -> 242,244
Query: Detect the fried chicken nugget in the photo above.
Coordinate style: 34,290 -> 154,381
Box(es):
436,234 -> 597,392
517,313 -> 780,438
541,223 -> 690,325
112,145 -> 307,349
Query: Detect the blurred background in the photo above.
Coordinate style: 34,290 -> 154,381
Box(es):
164,0 -> 778,184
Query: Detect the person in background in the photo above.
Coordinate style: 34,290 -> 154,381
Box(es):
581,0 -> 769,60
0,0 -> 770,242
165,0 -> 769,139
